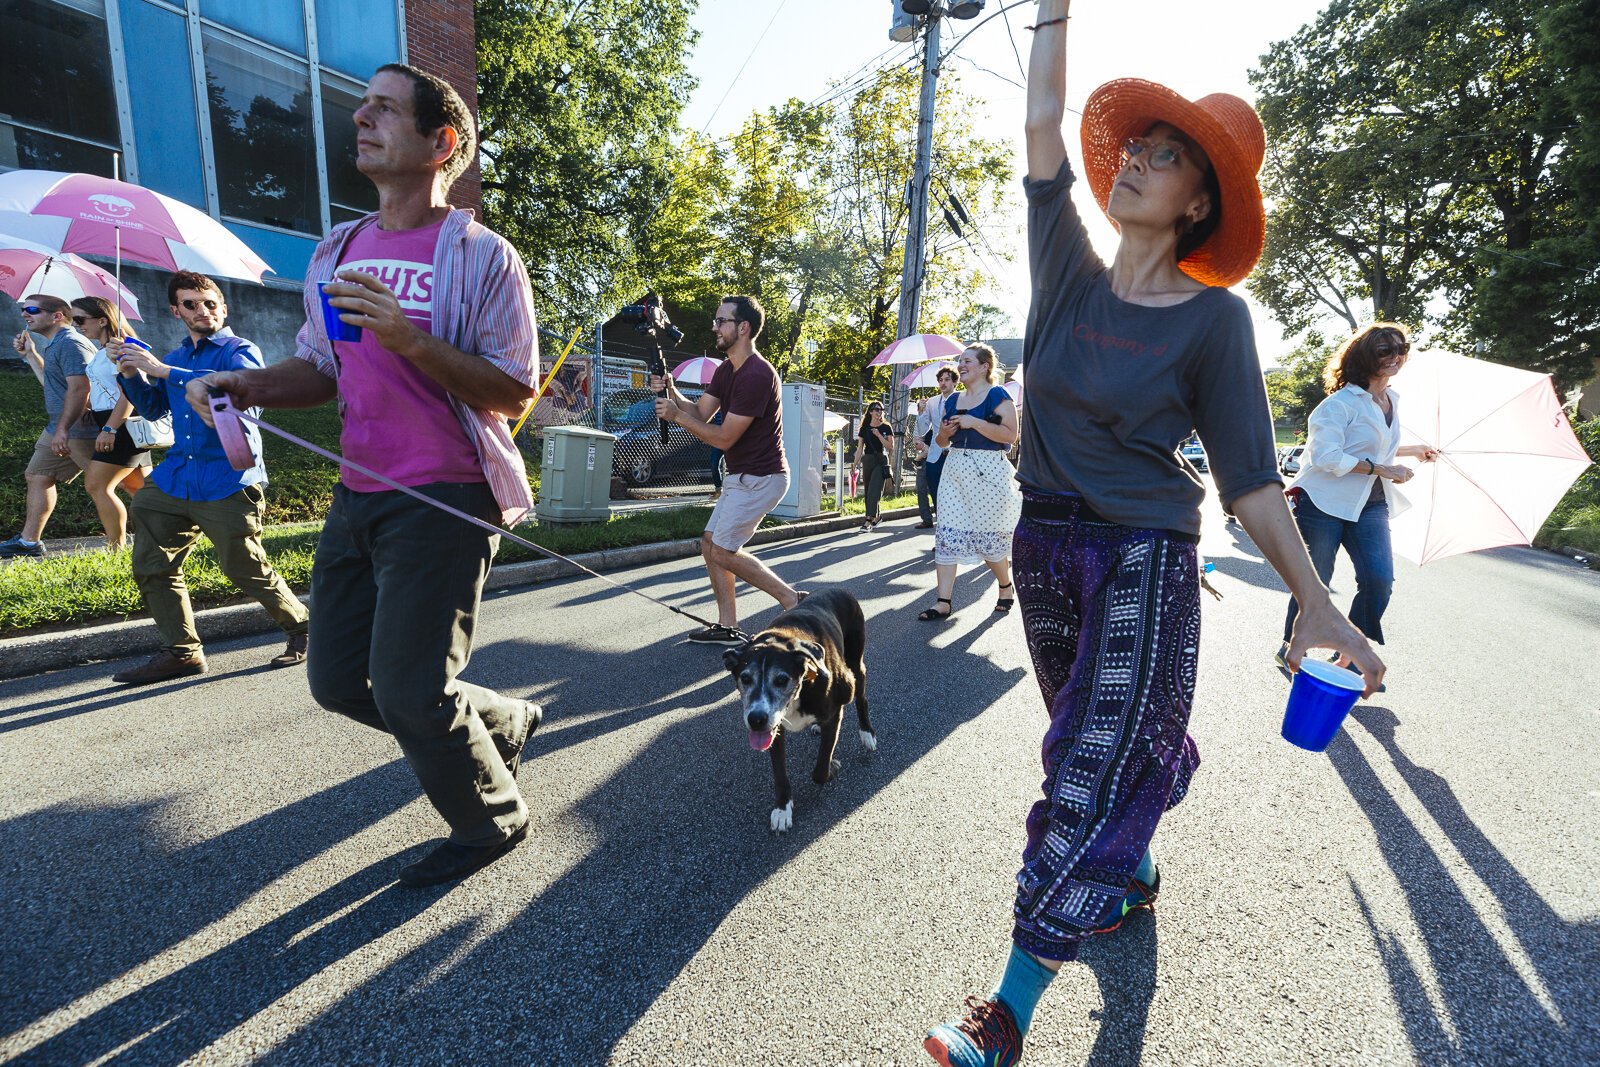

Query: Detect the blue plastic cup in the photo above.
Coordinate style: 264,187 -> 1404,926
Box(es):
1281,658 -> 1366,752
319,281 -> 362,343
113,336 -> 150,364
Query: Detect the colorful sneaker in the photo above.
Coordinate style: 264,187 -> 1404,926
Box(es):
923,996 -> 1023,1067
1093,867 -> 1160,934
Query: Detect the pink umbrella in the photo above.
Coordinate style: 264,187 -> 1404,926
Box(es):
869,332 -> 965,367
900,362 -> 956,389
1389,349 -> 1592,565
0,240 -> 142,319
671,355 -> 723,385
0,170 -> 271,282
1003,379 -> 1023,407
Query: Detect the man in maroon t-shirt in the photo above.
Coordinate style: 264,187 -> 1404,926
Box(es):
654,294 -> 804,643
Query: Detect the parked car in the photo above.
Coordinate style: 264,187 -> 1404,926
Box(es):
1179,438 -> 1208,473
1280,445 -> 1306,476
604,387 -> 716,487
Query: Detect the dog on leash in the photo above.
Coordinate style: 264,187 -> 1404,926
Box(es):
722,589 -> 876,832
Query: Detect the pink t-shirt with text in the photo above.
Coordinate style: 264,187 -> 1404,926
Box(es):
334,218 -> 484,492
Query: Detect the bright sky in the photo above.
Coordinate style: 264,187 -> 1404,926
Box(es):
680,0 -> 1334,367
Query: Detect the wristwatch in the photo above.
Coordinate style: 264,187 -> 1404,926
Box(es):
100,425 -> 117,434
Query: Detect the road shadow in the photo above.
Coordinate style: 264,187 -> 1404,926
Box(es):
0,760 -> 430,1065
1078,917 -> 1160,1067
0,657 -> 287,737
1327,707 -> 1600,1064
249,597 -> 1032,1062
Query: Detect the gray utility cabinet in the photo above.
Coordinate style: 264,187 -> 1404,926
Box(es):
537,425 -> 616,524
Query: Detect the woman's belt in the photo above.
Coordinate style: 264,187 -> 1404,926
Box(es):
1020,496 -> 1200,544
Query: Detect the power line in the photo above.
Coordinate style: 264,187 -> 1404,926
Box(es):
697,0 -> 793,135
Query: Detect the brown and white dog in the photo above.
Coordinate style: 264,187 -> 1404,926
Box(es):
722,589 -> 876,832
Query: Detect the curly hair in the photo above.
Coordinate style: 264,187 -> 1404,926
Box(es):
1324,322 -> 1409,394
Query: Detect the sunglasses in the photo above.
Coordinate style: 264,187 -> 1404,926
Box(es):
1374,341 -> 1411,359
179,298 -> 221,312
71,315 -> 92,325
21,305 -> 45,315
1121,136 -> 1189,171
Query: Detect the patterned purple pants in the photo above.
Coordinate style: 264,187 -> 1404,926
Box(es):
1009,494 -> 1202,962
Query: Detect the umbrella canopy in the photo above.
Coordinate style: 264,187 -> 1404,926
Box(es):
869,332 -> 965,367
823,410 -> 848,434
1004,379 -> 1023,407
0,170 -> 271,282
1390,349 -> 1592,565
900,362 -> 956,389
671,355 -> 722,385
0,239 -> 141,319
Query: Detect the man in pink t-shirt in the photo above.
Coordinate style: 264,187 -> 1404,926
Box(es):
191,65 -> 541,890
654,294 -> 804,643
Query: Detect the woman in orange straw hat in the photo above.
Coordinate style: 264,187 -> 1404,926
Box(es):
922,4 -> 1385,1065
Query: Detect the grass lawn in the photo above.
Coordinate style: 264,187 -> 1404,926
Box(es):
0,489 -> 919,633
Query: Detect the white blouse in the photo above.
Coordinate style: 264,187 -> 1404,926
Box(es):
86,346 -> 124,414
1289,383 -> 1411,522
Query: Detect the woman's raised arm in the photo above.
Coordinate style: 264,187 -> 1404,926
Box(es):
1025,0 -> 1073,180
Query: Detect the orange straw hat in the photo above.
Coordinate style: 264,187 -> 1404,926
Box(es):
1080,78 -> 1267,288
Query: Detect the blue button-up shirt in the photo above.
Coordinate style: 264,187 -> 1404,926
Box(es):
119,327 -> 268,502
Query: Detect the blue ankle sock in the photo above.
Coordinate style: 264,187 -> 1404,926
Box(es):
992,944 -> 1056,1035
1133,848 -> 1157,886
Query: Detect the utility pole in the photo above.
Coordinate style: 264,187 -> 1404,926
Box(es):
888,6 -> 942,492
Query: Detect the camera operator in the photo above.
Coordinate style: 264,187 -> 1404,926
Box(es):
653,294 -> 804,644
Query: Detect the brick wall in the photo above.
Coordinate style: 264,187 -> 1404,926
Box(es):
405,0 -> 481,213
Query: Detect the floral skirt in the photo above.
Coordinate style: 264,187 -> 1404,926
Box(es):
933,447 -> 1022,566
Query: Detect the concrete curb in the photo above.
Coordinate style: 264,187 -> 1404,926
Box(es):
0,505 -> 921,680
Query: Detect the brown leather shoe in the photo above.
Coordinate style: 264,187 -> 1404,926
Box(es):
112,650 -> 207,686
271,632 -> 309,667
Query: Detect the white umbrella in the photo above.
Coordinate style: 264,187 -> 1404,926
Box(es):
868,332 -> 965,367
671,355 -> 723,385
1390,349 -> 1592,565
900,362 -> 956,389
0,237 -> 142,319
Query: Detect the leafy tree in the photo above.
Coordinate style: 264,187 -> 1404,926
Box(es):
1264,333 -> 1332,430
956,302 -> 1014,344
1250,0 -> 1591,388
475,0 -> 698,332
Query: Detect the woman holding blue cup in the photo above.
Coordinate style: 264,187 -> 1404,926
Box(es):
1276,323 -> 1440,686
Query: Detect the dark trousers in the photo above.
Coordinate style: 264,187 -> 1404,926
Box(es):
862,453 -> 888,520
1283,493 -> 1394,645
307,483 -> 526,846
916,455 -> 944,523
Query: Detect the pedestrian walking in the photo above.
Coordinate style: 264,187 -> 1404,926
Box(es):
109,271 -> 310,684
653,294 -> 805,644
1277,323 -> 1439,682
912,365 -> 959,529
1,294 -> 97,559
191,64 -> 543,888
70,296 -> 152,550
852,400 -> 893,530
913,344 -> 1020,621
922,6 -> 1384,1064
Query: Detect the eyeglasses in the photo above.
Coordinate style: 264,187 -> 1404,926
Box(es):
71,315 -> 91,325
1374,341 -> 1411,359
710,316 -> 737,328
179,298 -> 220,312
21,305 -> 45,315
1121,136 -> 1189,171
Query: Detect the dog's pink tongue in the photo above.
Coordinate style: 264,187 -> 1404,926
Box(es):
749,729 -> 775,752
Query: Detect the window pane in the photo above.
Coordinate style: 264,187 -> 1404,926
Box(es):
320,77 -> 377,221
203,30 -> 320,233
200,0 -> 305,56
0,0 -> 118,149
0,122 -> 117,176
315,0 -> 398,81
121,0 -> 206,206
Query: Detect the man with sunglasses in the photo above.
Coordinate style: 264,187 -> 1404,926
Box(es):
1,295 -> 98,558
107,271 -> 310,684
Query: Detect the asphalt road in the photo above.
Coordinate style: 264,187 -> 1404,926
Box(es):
3,495 -> 1597,1066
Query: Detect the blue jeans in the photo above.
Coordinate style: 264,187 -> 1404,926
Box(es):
916,455 -> 944,522
1283,493 -> 1394,644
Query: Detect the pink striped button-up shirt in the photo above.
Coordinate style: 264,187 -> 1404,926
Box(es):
293,208 -> 539,524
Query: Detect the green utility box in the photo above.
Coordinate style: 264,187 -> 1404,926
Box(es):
536,425 -> 616,524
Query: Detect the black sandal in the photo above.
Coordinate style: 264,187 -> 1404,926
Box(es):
917,597 -> 952,621
994,583 -> 1015,614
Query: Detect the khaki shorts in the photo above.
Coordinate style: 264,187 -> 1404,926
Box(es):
707,471 -> 789,551
24,430 -> 93,482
